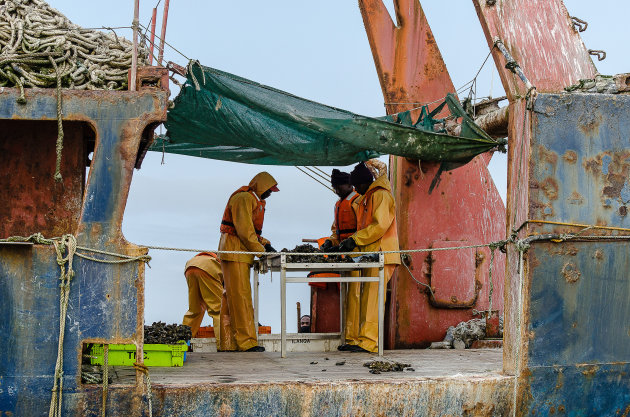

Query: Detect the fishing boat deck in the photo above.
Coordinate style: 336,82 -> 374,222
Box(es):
108,348 -> 504,385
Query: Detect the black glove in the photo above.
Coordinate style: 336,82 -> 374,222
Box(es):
320,239 -> 333,251
338,238 -> 357,253
264,243 -> 276,253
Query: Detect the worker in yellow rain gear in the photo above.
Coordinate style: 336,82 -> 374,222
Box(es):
218,172 -> 279,352
318,169 -> 362,351
338,162 -> 401,353
182,252 -> 223,342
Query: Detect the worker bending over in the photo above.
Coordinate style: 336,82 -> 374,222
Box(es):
218,172 -> 278,352
320,169 -> 362,351
182,252 -> 223,342
338,162 -> 400,353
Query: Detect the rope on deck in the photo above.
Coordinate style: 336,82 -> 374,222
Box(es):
48,234 -> 76,417
133,362 -> 153,417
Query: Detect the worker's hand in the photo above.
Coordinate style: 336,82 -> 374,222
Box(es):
320,239 -> 334,251
338,238 -> 357,253
264,243 -> 277,253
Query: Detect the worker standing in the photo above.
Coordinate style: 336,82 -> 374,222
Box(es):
182,252 -> 223,342
338,161 -> 400,353
218,172 -> 279,352
319,169 -> 362,351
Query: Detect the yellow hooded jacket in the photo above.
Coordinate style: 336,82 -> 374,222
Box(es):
218,172 -> 277,264
351,174 -> 401,265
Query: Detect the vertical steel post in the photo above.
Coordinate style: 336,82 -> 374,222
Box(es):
378,254 -> 384,357
157,0 -> 170,66
148,7 -> 157,65
340,278 -> 346,344
253,266 -> 259,338
130,0 -> 140,91
280,254 -> 287,358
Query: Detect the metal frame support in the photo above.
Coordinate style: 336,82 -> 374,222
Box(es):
273,257 -> 385,358
280,254 -> 287,357
378,253 -> 385,357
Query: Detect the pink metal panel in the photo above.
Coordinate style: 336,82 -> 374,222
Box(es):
359,0 -> 506,348
428,241 -> 477,307
472,0 -> 597,99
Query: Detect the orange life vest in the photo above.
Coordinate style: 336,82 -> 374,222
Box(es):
220,186 -> 266,238
335,191 -> 360,240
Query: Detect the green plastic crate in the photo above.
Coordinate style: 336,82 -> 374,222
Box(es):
90,341 -> 188,367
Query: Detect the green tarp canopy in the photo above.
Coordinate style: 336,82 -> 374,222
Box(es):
154,61 -> 505,166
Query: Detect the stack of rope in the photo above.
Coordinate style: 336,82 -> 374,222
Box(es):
0,0 -> 148,93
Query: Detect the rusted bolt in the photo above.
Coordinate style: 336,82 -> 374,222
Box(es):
561,262 -> 581,283
619,206 -> 627,217
450,295 -> 458,303
486,0 -> 496,5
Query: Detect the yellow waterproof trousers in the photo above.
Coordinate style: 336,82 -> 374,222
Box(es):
182,267 -> 223,342
219,260 -> 257,351
343,271 -> 361,345
357,265 -> 397,353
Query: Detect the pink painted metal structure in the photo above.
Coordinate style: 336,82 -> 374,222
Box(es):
149,7 -> 158,65
157,0 -> 171,66
359,0 -> 506,348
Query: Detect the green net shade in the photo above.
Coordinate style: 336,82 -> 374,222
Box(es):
153,61 -> 505,166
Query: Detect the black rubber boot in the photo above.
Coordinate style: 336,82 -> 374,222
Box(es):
245,345 -> 265,352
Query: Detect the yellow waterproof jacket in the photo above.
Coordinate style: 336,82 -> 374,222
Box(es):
218,172 -> 277,264
185,252 -> 223,283
352,174 -> 401,265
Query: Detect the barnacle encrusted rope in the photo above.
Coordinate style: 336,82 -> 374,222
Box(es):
0,0 -> 149,180
0,0 -> 149,91
48,234 -> 76,417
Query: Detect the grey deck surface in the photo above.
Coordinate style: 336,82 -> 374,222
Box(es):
110,348 -> 503,385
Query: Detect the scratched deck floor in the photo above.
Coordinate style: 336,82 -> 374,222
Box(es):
108,348 -> 503,385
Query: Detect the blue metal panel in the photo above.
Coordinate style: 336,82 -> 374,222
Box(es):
0,88 -> 166,416
528,242 -> 630,366
522,93 -> 630,415
530,93 -> 630,227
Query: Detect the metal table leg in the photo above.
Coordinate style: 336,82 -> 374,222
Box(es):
280,254 -> 287,358
253,267 -> 259,337
340,277 -> 346,346
378,254 -> 385,357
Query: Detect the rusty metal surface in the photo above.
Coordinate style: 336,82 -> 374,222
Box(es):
83,374 -> 514,417
529,93 -> 630,229
0,120 -> 87,238
522,241 -> 630,415
501,93 -> 630,415
360,0 -> 506,349
472,0 -> 597,98
310,285 -> 341,333
0,86 -> 167,416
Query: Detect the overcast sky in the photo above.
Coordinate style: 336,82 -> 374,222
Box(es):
49,0 -> 627,332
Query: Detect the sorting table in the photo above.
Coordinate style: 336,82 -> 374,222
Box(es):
253,254 -> 385,358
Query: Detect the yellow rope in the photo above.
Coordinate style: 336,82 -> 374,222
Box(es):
525,219 -> 630,233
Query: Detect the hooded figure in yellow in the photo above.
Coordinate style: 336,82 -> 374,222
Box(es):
338,162 -> 400,353
218,172 -> 278,352
182,252 -> 223,342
